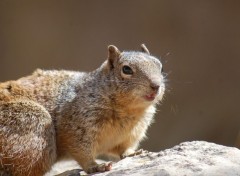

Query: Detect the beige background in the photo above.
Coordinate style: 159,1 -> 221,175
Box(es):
0,0 -> 239,151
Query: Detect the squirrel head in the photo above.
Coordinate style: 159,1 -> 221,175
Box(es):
102,44 -> 165,105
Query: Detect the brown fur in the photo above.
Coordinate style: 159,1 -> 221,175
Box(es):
0,45 -> 165,175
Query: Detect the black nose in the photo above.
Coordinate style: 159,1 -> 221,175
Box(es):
150,83 -> 160,92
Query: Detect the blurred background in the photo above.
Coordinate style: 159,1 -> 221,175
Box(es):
0,0 -> 239,151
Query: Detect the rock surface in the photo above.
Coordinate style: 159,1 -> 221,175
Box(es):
46,141 -> 240,176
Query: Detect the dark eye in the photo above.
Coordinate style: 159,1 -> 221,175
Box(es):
122,65 -> 133,75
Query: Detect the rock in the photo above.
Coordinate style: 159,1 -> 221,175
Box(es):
46,141 -> 240,176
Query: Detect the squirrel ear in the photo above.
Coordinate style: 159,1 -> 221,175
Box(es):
141,44 -> 150,55
108,45 -> 121,68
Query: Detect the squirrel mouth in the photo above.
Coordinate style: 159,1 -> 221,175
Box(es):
144,93 -> 157,101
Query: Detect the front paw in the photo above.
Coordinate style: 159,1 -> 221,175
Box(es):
120,149 -> 144,159
86,162 -> 112,174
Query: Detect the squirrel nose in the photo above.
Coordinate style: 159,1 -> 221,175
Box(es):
150,83 -> 160,92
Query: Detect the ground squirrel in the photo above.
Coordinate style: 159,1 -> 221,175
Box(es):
0,44 -> 165,176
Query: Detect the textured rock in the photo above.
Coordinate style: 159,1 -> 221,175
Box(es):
46,141 -> 240,176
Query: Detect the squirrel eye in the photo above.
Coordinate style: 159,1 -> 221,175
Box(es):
122,65 -> 133,75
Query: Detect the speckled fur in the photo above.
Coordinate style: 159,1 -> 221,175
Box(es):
0,45 -> 165,175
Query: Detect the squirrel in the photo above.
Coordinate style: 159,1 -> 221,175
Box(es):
0,44 -> 165,176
